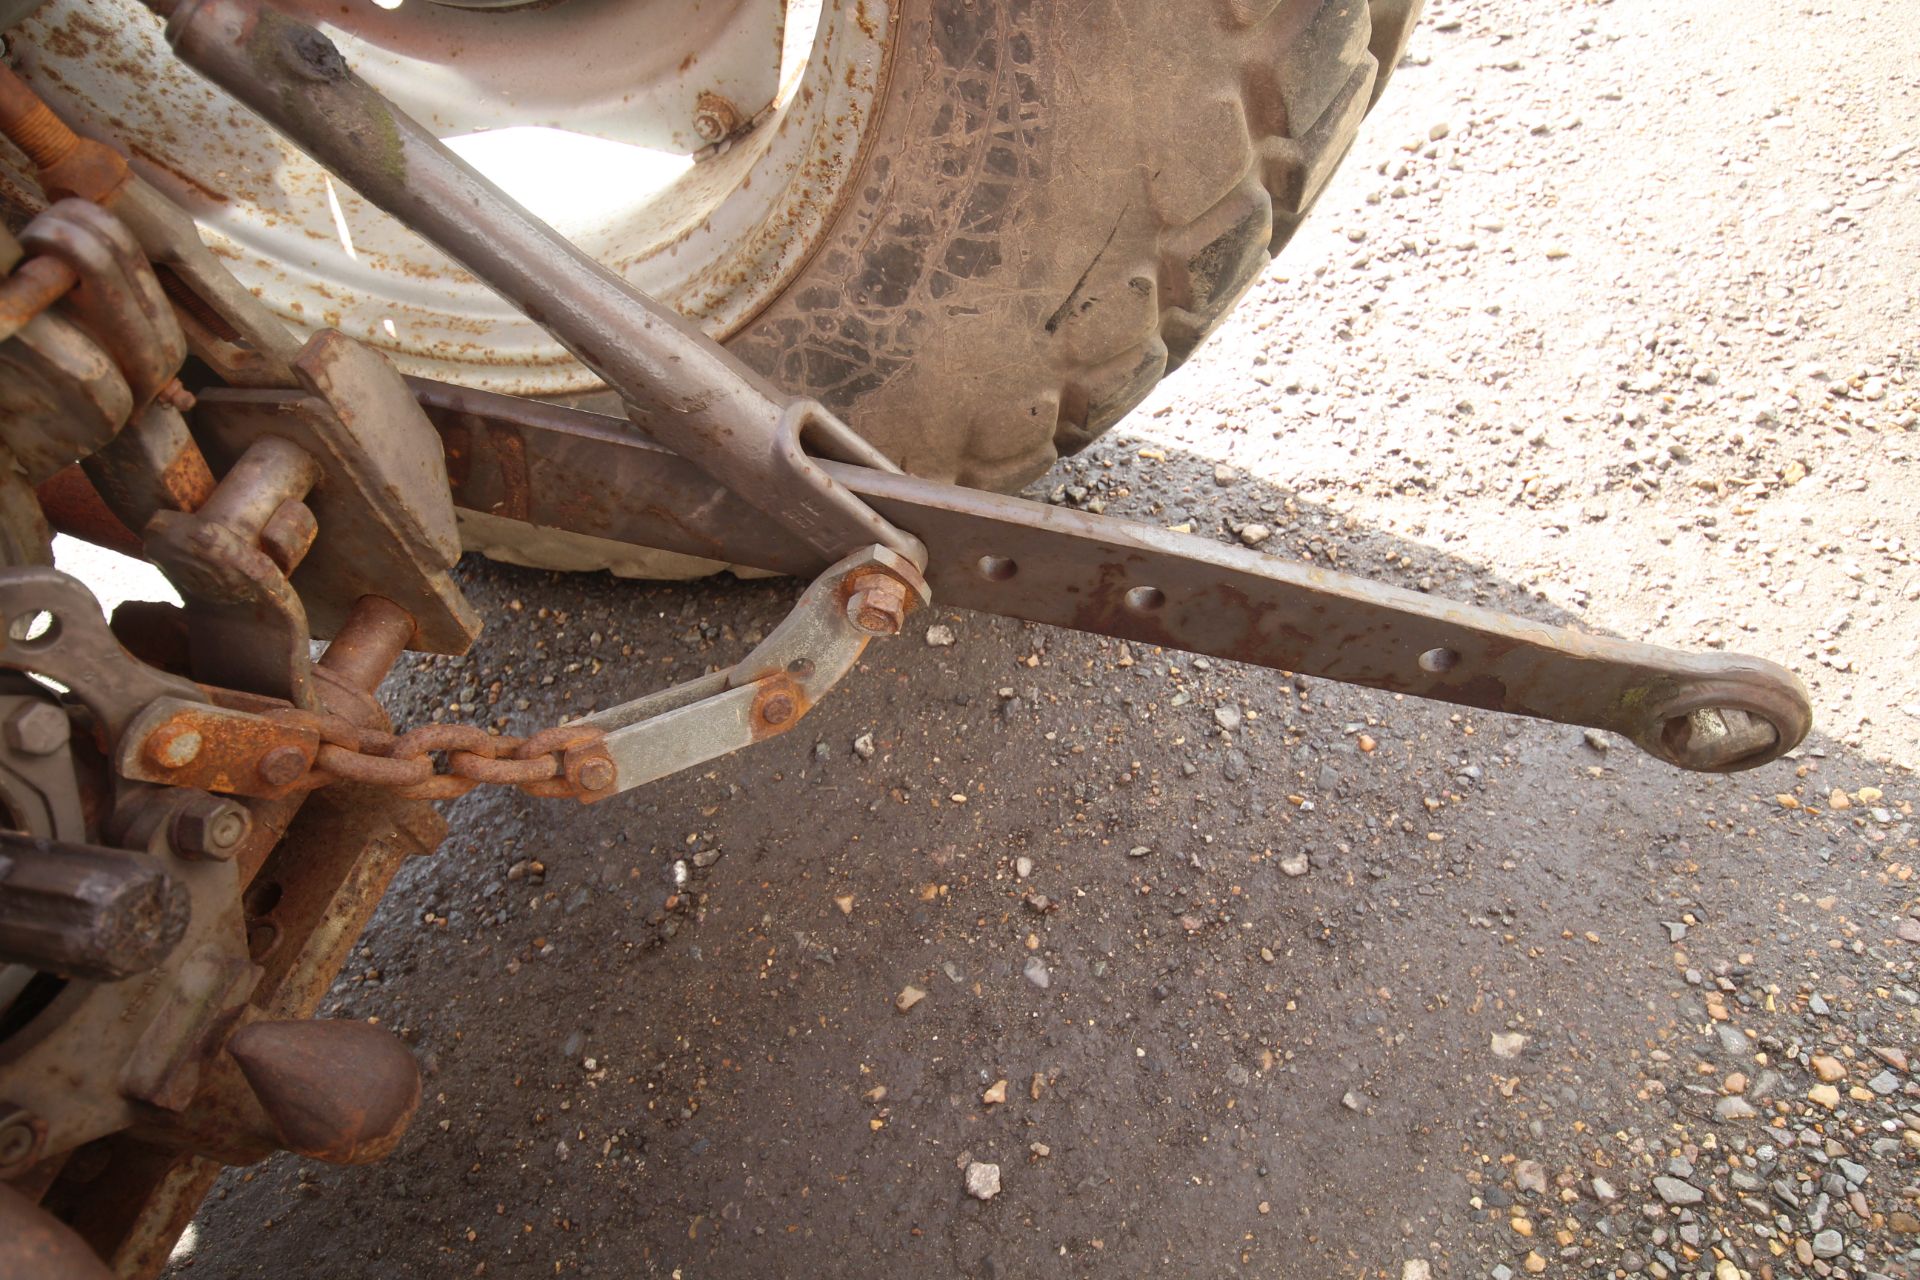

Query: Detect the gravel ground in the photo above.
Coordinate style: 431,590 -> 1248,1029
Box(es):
166,0 -> 1918,1276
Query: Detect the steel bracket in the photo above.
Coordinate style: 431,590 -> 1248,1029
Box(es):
579,545 -> 928,801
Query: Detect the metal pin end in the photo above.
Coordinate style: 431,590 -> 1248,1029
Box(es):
1660,706 -> 1780,772
226,1018 -> 421,1165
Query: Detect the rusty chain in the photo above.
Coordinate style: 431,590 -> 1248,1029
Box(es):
265,708 -> 615,802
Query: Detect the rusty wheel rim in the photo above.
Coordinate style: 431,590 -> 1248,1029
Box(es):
11,0 -> 892,394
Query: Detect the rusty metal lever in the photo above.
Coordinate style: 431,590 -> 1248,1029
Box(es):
837,468 -> 1812,772
401,382 -> 1813,774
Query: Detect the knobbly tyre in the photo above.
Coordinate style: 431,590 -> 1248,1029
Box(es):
0,1 -> 1810,1274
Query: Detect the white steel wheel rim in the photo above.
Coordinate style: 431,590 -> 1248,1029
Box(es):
14,0 -> 892,395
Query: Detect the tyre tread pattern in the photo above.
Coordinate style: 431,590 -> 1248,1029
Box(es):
1053,0 -> 1407,461
468,0 -> 1422,576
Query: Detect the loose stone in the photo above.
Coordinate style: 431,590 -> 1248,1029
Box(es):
964,1161 -> 1001,1201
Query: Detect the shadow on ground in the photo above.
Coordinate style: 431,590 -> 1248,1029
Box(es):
166,439 -> 1910,1279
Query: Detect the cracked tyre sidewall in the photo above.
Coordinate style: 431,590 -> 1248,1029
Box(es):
729,0 -> 1421,492
486,0 -> 1422,576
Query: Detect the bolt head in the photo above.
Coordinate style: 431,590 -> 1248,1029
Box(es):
145,721 -> 204,770
257,744 -> 310,787
691,93 -> 741,144
170,795 -> 252,860
3,700 -> 69,755
760,693 -> 796,726
574,756 -> 615,793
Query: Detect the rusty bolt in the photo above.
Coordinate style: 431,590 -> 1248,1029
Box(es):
143,719 -> 203,770
573,756 -> 615,794
0,1106 -> 45,1175
759,692 -> 796,727
845,574 -> 910,636
170,794 -> 253,861
692,92 -> 740,144
3,700 -> 68,756
257,744 -> 311,788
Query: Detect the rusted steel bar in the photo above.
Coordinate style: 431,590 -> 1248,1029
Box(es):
403,380 -> 1812,772
312,594 -> 418,730
0,255 -> 78,344
316,596 -> 416,693
192,435 -> 318,542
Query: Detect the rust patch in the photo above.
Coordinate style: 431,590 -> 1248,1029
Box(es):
438,418 -> 472,491
36,464 -> 142,558
0,255 -> 77,339
749,676 -> 809,742
482,421 -> 530,521
159,441 -> 216,513
128,704 -> 320,800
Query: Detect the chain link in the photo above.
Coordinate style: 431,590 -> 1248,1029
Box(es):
266,708 -> 613,801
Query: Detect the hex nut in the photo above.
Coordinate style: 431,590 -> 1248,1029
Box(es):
3,700 -> 69,756
844,573 -> 910,636
170,794 -> 253,861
